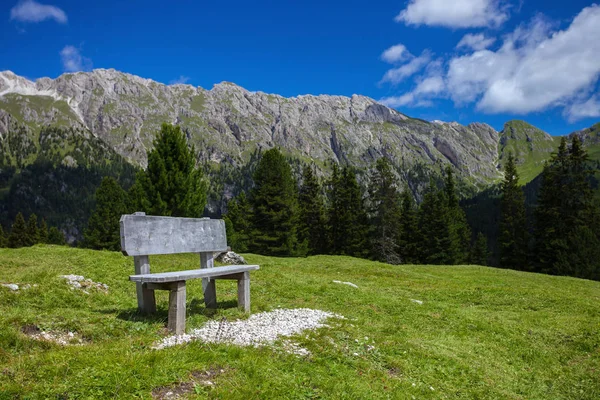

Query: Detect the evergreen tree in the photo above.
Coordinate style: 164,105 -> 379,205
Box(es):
417,183 -> 456,264
224,191 -> 252,253
533,136 -> 600,279
26,214 -> 39,246
84,177 -> 130,251
326,163 -> 343,254
48,226 -> 67,246
534,137 -> 573,274
444,167 -> 471,264
139,123 -> 208,217
297,164 -> 327,255
367,157 -> 402,264
249,148 -> 300,256
499,153 -> 528,270
398,187 -> 420,264
39,218 -> 49,244
128,170 -> 152,213
471,232 -> 490,266
8,212 -> 28,248
327,166 -> 369,258
0,225 -> 6,248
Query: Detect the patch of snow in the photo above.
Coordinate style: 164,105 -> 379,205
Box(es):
154,308 -> 343,350
333,280 -> 359,289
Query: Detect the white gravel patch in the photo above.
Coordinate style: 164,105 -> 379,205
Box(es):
154,308 -> 343,350
28,330 -> 84,346
60,275 -> 109,294
333,280 -> 359,289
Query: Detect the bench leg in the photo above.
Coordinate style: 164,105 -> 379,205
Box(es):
203,278 -> 217,309
168,281 -> 186,335
237,271 -> 250,312
134,255 -> 156,314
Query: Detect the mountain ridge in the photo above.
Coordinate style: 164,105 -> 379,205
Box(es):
0,69 -> 503,190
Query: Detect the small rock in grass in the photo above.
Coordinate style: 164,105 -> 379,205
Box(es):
1,283 -> 19,291
332,280 -> 359,289
60,275 -> 109,293
214,251 -> 247,265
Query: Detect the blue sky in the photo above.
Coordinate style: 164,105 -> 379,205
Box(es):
1,0 -> 599,134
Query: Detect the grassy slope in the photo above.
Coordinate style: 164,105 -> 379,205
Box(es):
499,121 -> 561,184
0,246 -> 599,399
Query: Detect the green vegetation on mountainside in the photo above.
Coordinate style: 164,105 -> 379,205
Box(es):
0,246 -> 598,398
498,120 -> 561,184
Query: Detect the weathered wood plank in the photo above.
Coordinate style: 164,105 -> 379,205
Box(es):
204,279 -> 217,309
133,255 -> 156,313
167,281 -> 186,334
129,265 -> 259,283
200,251 -> 215,308
120,214 -> 228,256
237,271 -> 250,312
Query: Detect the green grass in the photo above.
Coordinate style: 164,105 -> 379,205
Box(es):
0,246 -> 599,399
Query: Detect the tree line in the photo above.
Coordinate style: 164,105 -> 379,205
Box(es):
498,135 -> 600,280
0,212 -> 66,248
225,148 -> 485,265
76,123 -> 599,281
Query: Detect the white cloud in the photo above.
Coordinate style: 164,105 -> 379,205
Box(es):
456,33 -> 496,51
10,0 -> 67,24
381,44 -> 411,63
395,0 -> 508,28
446,5 -> 600,115
60,46 -> 92,72
380,93 -> 415,108
380,51 -> 431,84
566,96 -> 600,122
169,76 -> 191,85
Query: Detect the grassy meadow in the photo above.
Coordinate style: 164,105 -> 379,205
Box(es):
0,245 -> 599,399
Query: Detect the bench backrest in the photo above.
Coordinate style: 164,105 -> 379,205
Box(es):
120,213 -> 228,256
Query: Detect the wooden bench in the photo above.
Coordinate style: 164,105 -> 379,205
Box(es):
119,212 -> 259,334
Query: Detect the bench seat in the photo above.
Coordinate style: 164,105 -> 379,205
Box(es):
129,265 -> 260,283
120,213 -> 260,335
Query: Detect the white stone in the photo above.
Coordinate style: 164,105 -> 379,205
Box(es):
332,280 -> 359,289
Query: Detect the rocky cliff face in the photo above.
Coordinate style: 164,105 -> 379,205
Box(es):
0,69 -> 503,190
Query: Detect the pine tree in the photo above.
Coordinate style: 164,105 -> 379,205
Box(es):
224,192 -> 252,253
250,148 -> 300,256
398,187 -> 420,264
417,183 -> 455,264
534,137 -> 572,274
367,157 -> 402,264
8,212 -> 28,248
48,226 -> 67,246
128,170 -> 152,213
444,167 -> 471,264
39,218 -> 49,244
0,225 -> 6,248
330,166 -> 369,258
84,177 -> 130,251
326,163 -> 343,254
471,232 -> 490,266
140,123 -> 208,217
26,214 -> 39,246
298,164 -> 327,255
499,153 -> 528,270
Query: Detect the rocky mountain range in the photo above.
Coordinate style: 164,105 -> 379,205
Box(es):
0,69 -> 505,187
0,68 -> 599,237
